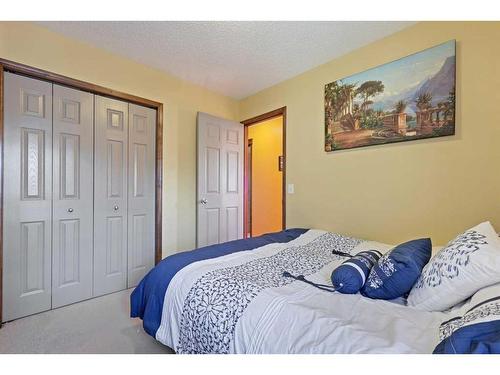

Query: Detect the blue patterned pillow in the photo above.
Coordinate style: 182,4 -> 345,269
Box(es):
361,238 -> 432,300
331,250 -> 382,294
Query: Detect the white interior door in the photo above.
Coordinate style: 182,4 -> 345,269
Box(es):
3,73 -> 53,321
197,112 -> 244,247
52,85 -> 94,308
93,96 -> 128,297
127,104 -> 156,288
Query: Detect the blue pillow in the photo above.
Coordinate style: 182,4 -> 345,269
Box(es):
331,250 -> 382,294
361,238 -> 432,300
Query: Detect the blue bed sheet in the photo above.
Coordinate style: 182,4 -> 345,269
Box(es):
130,228 -> 308,337
434,321 -> 500,354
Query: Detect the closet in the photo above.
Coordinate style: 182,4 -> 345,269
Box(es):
2,72 -> 157,322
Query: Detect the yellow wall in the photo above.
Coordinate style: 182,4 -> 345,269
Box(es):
0,22 -> 240,257
248,117 -> 283,236
1,21 -> 499,251
240,22 -> 500,245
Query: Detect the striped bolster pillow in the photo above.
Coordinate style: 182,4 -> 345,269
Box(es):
331,250 -> 383,294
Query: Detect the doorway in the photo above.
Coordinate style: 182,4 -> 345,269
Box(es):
242,108 -> 286,238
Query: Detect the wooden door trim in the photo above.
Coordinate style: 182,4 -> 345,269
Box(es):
241,107 -> 287,238
155,105 -> 163,265
0,64 -> 4,326
0,58 -> 161,108
247,138 -> 253,237
0,58 -> 164,325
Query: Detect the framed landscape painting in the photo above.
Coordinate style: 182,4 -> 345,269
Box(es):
324,40 -> 456,152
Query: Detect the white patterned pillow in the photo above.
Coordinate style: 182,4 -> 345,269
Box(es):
407,222 -> 500,312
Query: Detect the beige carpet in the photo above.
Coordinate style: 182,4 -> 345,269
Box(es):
0,289 -> 174,354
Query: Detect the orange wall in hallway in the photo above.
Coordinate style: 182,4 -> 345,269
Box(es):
248,116 -> 283,236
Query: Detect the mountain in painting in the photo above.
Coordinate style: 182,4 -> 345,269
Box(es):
413,56 -> 455,103
373,56 -> 456,113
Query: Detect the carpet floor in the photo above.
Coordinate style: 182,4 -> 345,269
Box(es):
0,289 -> 174,354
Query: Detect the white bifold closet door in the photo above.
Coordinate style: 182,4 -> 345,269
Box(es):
2,72 -> 156,321
93,97 -> 156,295
52,85 -> 94,308
127,104 -> 156,288
3,73 -> 53,321
94,96 -> 129,297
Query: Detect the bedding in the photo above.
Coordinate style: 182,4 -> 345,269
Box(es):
131,228 -> 500,354
331,250 -> 382,294
434,282 -> 500,354
131,229 -> 500,353
130,228 -> 308,336
361,238 -> 432,300
408,221 -> 500,312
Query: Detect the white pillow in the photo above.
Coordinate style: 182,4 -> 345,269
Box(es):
407,221 -> 500,312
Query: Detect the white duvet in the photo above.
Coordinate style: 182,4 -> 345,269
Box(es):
155,230 -> 449,353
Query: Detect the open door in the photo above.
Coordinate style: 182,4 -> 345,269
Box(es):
197,112 -> 244,247
246,116 -> 283,237
242,107 -> 286,239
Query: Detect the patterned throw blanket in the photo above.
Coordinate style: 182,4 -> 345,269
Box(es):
176,232 -> 362,354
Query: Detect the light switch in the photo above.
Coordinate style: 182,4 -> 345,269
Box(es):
287,184 -> 295,194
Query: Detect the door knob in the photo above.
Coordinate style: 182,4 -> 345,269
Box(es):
200,199 -> 208,205
68,208 -> 74,213
113,205 -> 119,211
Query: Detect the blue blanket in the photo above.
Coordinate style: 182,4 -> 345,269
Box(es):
130,228 -> 308,337
433,295 -> 500,354
434,321 -> 500,354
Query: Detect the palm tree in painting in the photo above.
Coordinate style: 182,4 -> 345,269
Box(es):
324,81 -> 340,122
445,87 -> 456,122
435,101 -> 450,124
415,92 -> 433,128
415,92 -> 433,111
355,80 -> 385,114
448,86 -> 455,107
339,83 -> 357,116
325,81 -> 356,121
395,100 -> 407,113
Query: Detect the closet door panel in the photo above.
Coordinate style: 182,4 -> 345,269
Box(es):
94,96 -> 128,296
3,73 -> 52,322
52,85 -> 94,308
127,104 -> 156,288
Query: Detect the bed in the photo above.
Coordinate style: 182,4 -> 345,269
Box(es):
131,228 -> 500,354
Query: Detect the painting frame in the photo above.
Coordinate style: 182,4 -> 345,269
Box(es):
324,40 -> 456,152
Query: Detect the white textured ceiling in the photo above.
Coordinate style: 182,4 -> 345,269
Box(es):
37,21 -> 415,99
